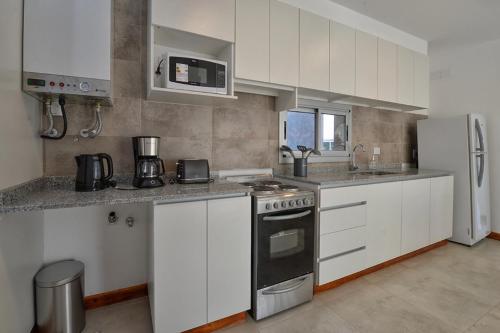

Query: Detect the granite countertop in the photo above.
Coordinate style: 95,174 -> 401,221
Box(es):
276,168 -> 453,188
0,177 -> 251,214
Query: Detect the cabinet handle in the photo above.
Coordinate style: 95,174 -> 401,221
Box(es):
318,246 -> 366,263
321,201 -> 367,212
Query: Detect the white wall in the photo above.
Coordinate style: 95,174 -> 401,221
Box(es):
0,0 -> 43,190
280,0 -> 427,54
0,212 -> 44,333
43,204 -> 149,296
429,38 -> 500,232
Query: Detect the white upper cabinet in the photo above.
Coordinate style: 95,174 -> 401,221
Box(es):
299,10 -> 330,91
397,46 -> 414,105
330,22 -> 356,96
355,30 -> 378,99
270,0 -> 299,86
414,51 -> 430,108
377,39 -> 398,103
235,0 -> 270,82
151,0 -> 236,42
430,176 -> 454,243
401,179 -> 431,254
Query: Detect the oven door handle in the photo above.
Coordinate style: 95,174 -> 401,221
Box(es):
263,210 -> 311,221
261,277 -> 308,295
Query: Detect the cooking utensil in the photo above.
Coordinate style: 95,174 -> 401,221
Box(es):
280,145 -> 297,159
297,145 -> 307,157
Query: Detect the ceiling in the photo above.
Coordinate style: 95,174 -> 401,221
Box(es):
330,0 -> 500,50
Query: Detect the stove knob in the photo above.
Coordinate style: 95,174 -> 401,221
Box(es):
303,199 -> 308,206
296,199 -> 302,206
289,200 -> 295,207
281,201 -> 287,208
273,202 -> 279,209
265,203 -> 272,210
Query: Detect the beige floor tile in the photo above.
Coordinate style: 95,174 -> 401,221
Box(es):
361,263 -> 408,284
466,305 -> 500,333
258,307 -> 356,333
371,266 -> 493,330
324,283 -> 455,333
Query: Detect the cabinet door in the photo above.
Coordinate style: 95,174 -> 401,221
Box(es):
355,30 -> 378,99
299,10 -> 330,91
414,51 -> 430,108
330,22 -> 356,95
235,0 -> 270,82
401,179 -> 431,254
207,196 -> 251,322
270,0 -> 299,86
378,39 -> 398,103
430,176 -> 454,243
398,46 -> 414,105
153,201 -> 207,332
366,182 -> 402,267
151,0 -> 235,42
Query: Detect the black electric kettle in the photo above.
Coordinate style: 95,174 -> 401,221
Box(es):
75,154 -> 114,192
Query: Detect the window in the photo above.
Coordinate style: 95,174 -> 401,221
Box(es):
279,101 -> 351,163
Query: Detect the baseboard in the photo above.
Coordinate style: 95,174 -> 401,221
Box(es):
487,232 -> 500,241
84,283 -> 148,310
314,240 -> 448,293
184,312 -> 247,333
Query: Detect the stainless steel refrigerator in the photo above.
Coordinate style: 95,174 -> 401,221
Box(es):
418,114 -> 491,246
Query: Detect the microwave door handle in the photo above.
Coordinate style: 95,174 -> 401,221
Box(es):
262,276 -> 308,295
263,210 -> 311,221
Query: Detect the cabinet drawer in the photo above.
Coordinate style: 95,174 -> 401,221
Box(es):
318,248 -> 366,285
320,203 -> 367,235
320,186 -> 368,208
319,226 -> 366,259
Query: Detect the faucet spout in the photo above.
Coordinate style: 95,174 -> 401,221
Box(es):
350,144 -> 366,171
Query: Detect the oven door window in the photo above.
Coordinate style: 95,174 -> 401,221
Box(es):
257,208 -> 314,289
270,228 -> 304,259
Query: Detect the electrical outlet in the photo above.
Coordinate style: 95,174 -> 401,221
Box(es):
51,101 -> 63,116
373,147 -> 381,155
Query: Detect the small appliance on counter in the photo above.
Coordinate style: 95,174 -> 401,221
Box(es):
176,159 -> 211,184
133,136 -> 165,188
280,145 -> 321,177
75,154 -> 114,192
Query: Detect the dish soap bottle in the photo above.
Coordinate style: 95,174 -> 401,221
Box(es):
368,147 -> 380,170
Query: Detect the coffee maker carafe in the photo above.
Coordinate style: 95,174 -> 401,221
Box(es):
133,136 -> 165,188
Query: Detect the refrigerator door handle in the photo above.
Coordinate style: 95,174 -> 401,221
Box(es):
477,153 -> 485,188
475,119 -> 485,152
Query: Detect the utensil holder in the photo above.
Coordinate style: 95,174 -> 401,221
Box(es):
294,158 -> 308,177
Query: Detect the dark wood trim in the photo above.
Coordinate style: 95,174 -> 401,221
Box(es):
184,312 -> 247,333
314,240 -> 448,293
84,283 -> 148,310
487,232 -> 500,241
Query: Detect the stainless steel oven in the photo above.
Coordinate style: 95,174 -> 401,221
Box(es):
252,192 -> 315,320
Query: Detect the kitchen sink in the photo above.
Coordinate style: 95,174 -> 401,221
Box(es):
352,171 -> 402,176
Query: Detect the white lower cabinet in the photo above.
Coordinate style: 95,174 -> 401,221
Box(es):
366,181 -> 403,267
151,196 -> 251,332
401,179 -> 431,254
430,176 -> 454,243
318,177 -> 453,286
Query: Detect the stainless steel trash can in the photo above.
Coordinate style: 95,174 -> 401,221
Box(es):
35,260 -> 86,333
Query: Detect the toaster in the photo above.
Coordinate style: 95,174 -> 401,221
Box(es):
176,159 -> 211,184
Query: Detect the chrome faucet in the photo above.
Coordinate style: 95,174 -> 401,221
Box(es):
350,144 -> 366,171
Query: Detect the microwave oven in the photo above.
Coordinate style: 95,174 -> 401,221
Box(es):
165,52 -> 227,95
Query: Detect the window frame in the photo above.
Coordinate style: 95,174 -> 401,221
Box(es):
279,100 -> 352,164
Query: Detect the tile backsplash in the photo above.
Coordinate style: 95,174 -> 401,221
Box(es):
43,0 -> 426,176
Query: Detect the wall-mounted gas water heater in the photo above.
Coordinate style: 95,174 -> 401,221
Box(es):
23,0 -> 112,139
